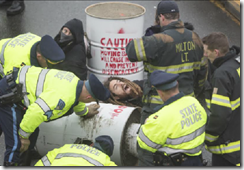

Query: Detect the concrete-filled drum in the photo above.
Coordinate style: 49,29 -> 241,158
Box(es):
85,2 -> 146,82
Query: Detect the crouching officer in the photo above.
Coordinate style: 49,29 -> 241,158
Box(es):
137,70 -> 207,166
0,33 -> 65,78
0,66 -> 110,166
35,135 -> 117,166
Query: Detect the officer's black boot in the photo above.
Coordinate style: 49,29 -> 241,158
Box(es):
6,0 -> 25,16
3,161 -> 18,166
0,0 -> 13,6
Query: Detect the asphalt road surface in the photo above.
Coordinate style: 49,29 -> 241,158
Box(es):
0,0 -> 241,167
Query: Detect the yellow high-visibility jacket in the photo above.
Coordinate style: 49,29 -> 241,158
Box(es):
35,144 -> 117,166
0,33 -> 41,76
16,66 -> 88,139
137,93 -> 207,157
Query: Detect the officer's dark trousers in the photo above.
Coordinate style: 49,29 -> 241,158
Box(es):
212,154 -> 235,166
181,156 -> 203,166
0,104 -> 23,163
0,104 -> 40,164
0,77 -> 39,164
137,143 -> 154,166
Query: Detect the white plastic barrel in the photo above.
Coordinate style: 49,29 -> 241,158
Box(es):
85,2 -> 146,83
36,103 -> 141,166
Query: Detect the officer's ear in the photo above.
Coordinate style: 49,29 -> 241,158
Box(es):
36,52 -> 42,59
85,95 -> 92,99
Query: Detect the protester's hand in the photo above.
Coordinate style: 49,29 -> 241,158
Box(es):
85,104 -> 100,118
19,137 -> 30,153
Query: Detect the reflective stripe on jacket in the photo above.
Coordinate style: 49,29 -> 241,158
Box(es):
0,33 -> 41,75
34,144 -> 117,166
137,93 -> 207,156
16,66 -> 88,138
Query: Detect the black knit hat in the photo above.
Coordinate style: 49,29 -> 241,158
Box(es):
156,0 -> 179,15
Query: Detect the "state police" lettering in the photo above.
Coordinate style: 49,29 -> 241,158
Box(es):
179,103 -> 202,129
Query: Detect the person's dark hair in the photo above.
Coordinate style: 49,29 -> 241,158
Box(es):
202,32 -> 229,55
103,77 -> 143,107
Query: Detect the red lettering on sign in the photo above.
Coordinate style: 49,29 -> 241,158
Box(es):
111,112 -> 119,119
100,38 -> 133,50
110,106 -> 127,119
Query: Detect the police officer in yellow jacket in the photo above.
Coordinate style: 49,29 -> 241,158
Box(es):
0,33 -> 65,163
0,32 -> 65,77
35,135 -> 117,166
137,70 -> 207,166
202,32 -> 240,166
0,66 -> 110,166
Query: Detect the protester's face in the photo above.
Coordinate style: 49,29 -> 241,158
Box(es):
62,27 -> 72,36
109,79 -> 131,100
203,44 -> 218,63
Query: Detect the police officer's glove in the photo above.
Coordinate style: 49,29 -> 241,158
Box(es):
19,136 -> 30,153
85,104 -> 100,118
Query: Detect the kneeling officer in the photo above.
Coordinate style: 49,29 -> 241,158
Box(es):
35,135 -> 117,166
137,70 -> 207,166
0,66 -> 110,166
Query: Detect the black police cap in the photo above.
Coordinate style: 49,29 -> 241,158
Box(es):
40,35 -> 65,64
85,74 -> 110,101
150,70 -> 179,90
156,0 -> 179,15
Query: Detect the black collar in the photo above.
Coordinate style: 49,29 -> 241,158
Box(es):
213,45 -> 240,68
161,19 -> 184,32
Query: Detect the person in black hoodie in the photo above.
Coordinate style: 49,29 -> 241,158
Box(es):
53,18 -> 88,80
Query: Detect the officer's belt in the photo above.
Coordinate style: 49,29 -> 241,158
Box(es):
0,68 -> 26,107
154,152 -> 200,166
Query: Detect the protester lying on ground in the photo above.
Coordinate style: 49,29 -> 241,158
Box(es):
103,77 -> 144,107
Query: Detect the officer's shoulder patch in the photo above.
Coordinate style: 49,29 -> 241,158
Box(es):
55,99 -> 65,110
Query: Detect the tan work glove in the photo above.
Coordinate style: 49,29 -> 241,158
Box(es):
19,136 -> 30,153
85,104 -> 100,118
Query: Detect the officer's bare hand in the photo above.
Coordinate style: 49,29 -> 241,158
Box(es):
85,104 -> 100,118
19,137 -> 30,153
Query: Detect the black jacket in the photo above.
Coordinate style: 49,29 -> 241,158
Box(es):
205,46 -> 240,165
53,18 -> 87,80
126,20 -> 207,117
130,80 -> 144,107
